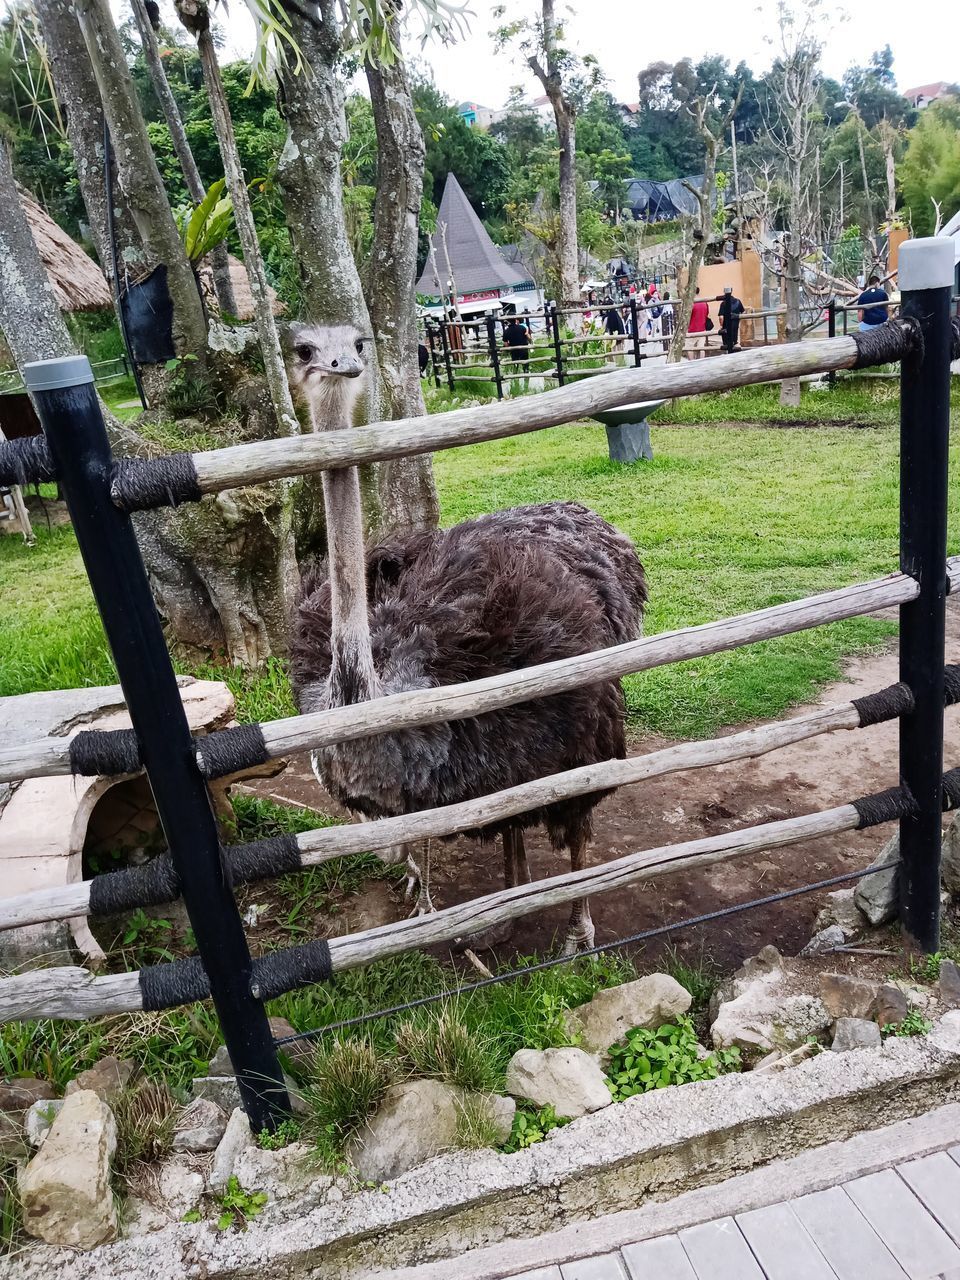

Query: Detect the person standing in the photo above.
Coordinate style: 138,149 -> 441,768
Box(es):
687,289 -> 710,360
660,291 -> 675,346
604,299 -> 626,363
502,313 -> 531,369
856,275 -> 889,331
718,284 -> 745,354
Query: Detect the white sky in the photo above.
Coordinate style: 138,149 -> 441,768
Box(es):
199,0 -> 959,108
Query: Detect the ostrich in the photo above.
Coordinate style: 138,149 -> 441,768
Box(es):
287,322 -> 647,954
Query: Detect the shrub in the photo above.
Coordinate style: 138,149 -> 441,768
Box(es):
500,1104 -> 571,1153
880,1010 -> 932,1038
113,1080 -> 178,1176
395,1010 -> 499,1093
605,1016 -> 741,1100
299,1038 -> 393,1159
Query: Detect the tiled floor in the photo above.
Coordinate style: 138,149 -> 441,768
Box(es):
509,1147 -> 960,1280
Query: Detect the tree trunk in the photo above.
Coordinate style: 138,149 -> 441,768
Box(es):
553,97 -> 581,309
32,0 -> 145,289
778,229 -> 803,406
855,117 -> 876,244
185,19 -> 298,438
74,0 -> 208,358
669,145 -> 716,363
129,0 -> 235,314
0,139 -> 295,667
365,43 -> 440,534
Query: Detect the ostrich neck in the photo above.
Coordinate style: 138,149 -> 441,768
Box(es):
311,385 -> 379,707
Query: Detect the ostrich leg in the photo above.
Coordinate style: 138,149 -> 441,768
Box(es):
382,839 -> 435,915
503,827 -> 531,888
561,830 -> 595,956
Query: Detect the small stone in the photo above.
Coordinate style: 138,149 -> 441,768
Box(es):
269,1017 -> 313,1071
191,1075 -> 240,1112
710,950 -> 830,1053
813,888 -> 864,937
939,959 -> 960,1008
157,1159 -> 205,1217
210,1107 -> 254,1192
64,1056 -> 134,1105
171,1097 -> 227,1153
24,1097 -> 64,1148
752,1042 -> 818,1073
0,1111 -> 23,1157
207,1045 -> 233,1076
18,1090 -> 118,1250
853,833 -> 900,926
820,973 -> 879,1020
800,925 -> 847,956
870,983 -> 910,1029
831,1018 -> 882,1052
0,1078 -> 55,1113
942,815 -> 960,896
120,1195 -> 168,1238
504,1047 -> 611,1118
563,974 -> 692,1054
233,1142 -> 322,1204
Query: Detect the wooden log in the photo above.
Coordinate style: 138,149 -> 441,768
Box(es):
191,337 -> 866,492
0,800 -> 863,1023
0,698 -> 863,932
4,559 -> 957,785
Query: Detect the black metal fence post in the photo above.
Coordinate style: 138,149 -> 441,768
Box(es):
426,323 -> 441,389
486,314 -> 504,400
629,297 -> 642,368
23,355 -> 290,1130
438,319 -> 455,392
550,303 -> 565,387
897,238 -> 955,954
827,299 -> 836,385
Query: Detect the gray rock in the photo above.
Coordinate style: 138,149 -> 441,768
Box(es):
752,1043 -> 818,1073
504,1047 -> 611,1118
64,1056 -> 134,1105
853,833 -> 900,926
18,1090 -> 118,1250
207,1045 -> 233,1076
939,959 -> 960,1008
813,888 -> 865,937
800,925 -> 847,956
171,1097 -> 227,1153
711,949 -> 831,1053
0,1078 -> 55,1113
209,1107 -> 254,1192
194,1069 -> 308,1118
563,974 -> 692,1054
120,1195 -> 168,1238
942,815 -> 960,896
819,973 -> 879,1020
831,1018 -> 882,1052
157,1159 -> 205,1217
870,983 -> 910,1029
345,1080 -> 511,1184
232,1142 -> 325,1205
24,1097 -> 64,1148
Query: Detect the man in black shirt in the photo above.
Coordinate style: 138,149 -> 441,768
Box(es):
718,285 -> 745,354
857,275 -> 889,330
502,315 -> 530,367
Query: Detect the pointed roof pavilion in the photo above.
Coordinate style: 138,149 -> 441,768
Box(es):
416,172 -> 532,299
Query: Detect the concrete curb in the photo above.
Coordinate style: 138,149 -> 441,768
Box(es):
7,1014 -> 960,1280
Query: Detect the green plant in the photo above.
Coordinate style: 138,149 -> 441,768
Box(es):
113,1080 -> 178,1176
605,1016 -> 741,1100
454,1094 -> 503,1150
0,1159 -> 21,1257
299,1038 -> 393,1162
184,1176 -> 267,1231
176,180 -> 234,264
395,1010 -> 499,1093
881,1010 -> 933,1038
257,1118 -> 301,1150
500,1104 -> 571,1153
117,909 -> 174,963
910,952 -> 942,983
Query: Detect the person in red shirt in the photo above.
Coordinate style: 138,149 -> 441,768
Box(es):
687,290 -> 710,360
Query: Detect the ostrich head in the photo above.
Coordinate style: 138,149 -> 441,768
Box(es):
288,322 -> 370,430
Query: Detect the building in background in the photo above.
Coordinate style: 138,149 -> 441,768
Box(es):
903,81 -> 952,109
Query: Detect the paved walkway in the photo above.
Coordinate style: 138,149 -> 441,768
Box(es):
514,1148 -> 960,1279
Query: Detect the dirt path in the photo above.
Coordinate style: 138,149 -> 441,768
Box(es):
247,601 -> 960,971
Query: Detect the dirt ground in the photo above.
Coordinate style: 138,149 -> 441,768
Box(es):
245,600 -> 960,973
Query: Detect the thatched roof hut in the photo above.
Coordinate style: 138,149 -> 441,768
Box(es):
19,189 -> 113,312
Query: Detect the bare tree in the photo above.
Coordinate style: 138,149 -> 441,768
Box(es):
175,0 -> 299,438
364,15 -> 440,532
129,0 -> 236,314
668,87 -> 742,363
73,0 -> 208,366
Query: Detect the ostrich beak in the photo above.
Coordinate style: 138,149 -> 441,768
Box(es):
312,356 -> 364,378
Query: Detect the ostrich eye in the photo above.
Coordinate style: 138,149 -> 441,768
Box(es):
295,344 -> 313,362
355,339 -> 364,355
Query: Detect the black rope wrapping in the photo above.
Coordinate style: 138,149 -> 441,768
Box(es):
89,855 -> 180,916
853,783 -> 919,829
852,681 -> 914,727
196,724 -> 269,780
851,316 -> 921,369
0,436 -> 56,487
945,666 -> 960,707
140,955 -> 210,1011
69,728 -> 141,777
251,940 -> 333,1002
943,768 -> 960,813
226,834 -> 302,885
110,453 -> 202,512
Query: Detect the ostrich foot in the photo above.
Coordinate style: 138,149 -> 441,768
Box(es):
404,840 -> 435,916
560,901 -> 595,958
407,883 -> 436,917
